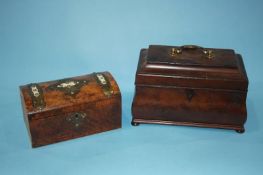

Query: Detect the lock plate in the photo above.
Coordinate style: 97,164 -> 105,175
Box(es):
66,112 -> 87,129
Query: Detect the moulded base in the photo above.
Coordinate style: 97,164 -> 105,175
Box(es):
131,118 -> 245,134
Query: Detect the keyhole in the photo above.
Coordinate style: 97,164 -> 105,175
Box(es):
185,89 -> 195,102
75,113 -> 80,119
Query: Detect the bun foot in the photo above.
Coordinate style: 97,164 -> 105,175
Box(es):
131,121 -> 140,126
236,128 -> 245,134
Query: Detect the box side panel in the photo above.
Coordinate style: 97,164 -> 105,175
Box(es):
19,87 -> 33,144
136,74 -> 248,91
29,96 -> 121,147
236,54 -> 249,87
136,49 -> 248,91
132,86 -> 247,127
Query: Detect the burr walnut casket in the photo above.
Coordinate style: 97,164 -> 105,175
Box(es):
131,45 -> 248,133
20,72 -> 121,147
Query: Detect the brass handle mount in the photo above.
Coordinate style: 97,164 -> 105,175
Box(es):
170,45 -> 214,59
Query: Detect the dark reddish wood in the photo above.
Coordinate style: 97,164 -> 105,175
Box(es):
20,72 -> 121,147
131,45 -> 248,133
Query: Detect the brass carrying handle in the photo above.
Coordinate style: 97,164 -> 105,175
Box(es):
170,45 -> 214,59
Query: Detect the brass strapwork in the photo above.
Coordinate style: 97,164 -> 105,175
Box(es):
28,83 -> 46,110
94,73 -> 114,97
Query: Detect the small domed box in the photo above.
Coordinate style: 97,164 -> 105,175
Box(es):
20,72 -> 121,147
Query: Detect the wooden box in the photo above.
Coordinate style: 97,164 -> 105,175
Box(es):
131,45 -> 248,133
20,72 -> 121,147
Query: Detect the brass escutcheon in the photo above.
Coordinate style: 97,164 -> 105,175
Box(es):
66,112 -> 87,128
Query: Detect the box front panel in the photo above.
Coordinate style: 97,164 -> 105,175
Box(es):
132,86 -> 247,126
29,97 -> 121,147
